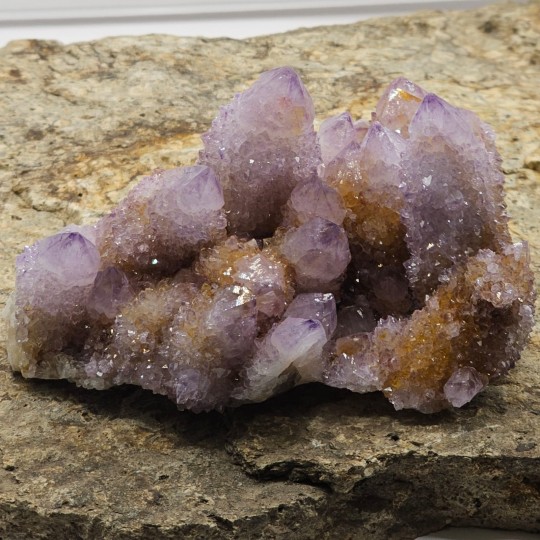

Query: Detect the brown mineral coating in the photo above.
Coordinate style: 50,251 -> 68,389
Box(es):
0,2 -> 539,539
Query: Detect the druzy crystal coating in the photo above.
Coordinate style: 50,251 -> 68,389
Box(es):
6,68 -> 535,413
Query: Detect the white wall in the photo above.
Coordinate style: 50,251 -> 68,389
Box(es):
0,0 -> 501,46
0,1 -> 503,21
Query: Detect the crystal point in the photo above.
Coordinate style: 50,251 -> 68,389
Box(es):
87,266 -> 133,320
443,367 -> 488,408
280,217 -> 351,292
96,165 -> 226,275
375,77 -> 427,137
319,112 -> 367,165
199,66 -> 320,237
31,231 -> 100,288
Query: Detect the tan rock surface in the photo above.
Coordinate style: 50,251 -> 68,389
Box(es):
1,2 -> 539,538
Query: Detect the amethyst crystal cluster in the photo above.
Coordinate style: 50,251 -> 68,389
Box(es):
6,68 -> 535,413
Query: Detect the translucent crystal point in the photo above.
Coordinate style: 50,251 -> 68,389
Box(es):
97,165 -> 226,275
319,112 -> 368,165
199,67 -> 321,237
283,178 -> 346,227
87,266 -> 133,320
401,92 -> 509,299
280,217 -> 351,292
375,76 -> 427,137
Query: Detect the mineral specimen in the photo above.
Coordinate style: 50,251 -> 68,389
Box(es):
5,68 -> 535,414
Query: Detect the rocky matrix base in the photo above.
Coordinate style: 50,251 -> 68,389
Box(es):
1,2 -> 539,539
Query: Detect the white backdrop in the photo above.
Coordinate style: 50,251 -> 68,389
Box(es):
0,0 -> 504,21
0,0 -> 504,45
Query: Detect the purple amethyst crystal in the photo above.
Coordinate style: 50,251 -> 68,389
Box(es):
87,267 -> 133,320
318,112 -> 368,165
375,76 -> 426,137
283,178 -> 346,227
7,231 -> 100,377
194,236 -> 294,322
198,67 -> 321,237
233,316 -> 329,403
443,367 -> 488,408
96,165 -> 226,275
284,293 -> 337,338
5,69 -> 535,414
279,217 -> 351,293
22,231 -> 100,291
232,253 -> 291,319
401,93 -> 509,299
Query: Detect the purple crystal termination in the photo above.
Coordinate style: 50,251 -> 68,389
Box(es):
6,68 -> 535,414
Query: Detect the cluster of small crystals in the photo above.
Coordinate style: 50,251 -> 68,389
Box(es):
6,68 -> 535,413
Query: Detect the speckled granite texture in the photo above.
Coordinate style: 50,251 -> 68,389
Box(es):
0,2 -> 539,539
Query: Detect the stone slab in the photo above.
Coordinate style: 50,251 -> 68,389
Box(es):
0,2 -> 539,538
